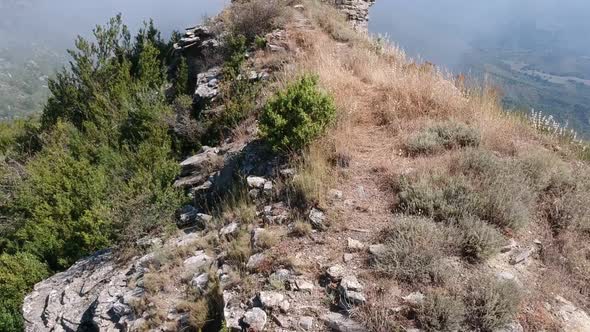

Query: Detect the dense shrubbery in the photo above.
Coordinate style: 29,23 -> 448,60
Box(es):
0,15 -> 185,330
260,75 -> 336,152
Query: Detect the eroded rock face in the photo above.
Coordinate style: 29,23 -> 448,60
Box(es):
331,0 -> 376,32
23,250 -> 143,332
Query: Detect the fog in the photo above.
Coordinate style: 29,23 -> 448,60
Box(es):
369,0 -> 590,72
0,0 -> 228,50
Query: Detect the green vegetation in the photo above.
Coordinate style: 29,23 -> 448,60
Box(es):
260,75 -> 336,152
0,15 -> 188,330
396,149 -> 535,230
465,277 -> 522,331
405,122 -> 480,156
373,216 -> 451,284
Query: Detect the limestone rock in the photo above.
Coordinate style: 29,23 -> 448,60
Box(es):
300,316 -> 314,330
243,307 -> 267,331
552,295 -> 590,332
220,222 -> 239,238
183,250 -> 213,271
309,208 -> 327,230
330,0 -> 376,32
327,264 -> 347,280
321,312 -> 368,332
247,176 -> 267,188
194,66 -> 222,106
258,291 -> 285,310
347,237 -> 364,251
247,253 -> 266,270
403,292 -> 425,306
22,250 -> 141,332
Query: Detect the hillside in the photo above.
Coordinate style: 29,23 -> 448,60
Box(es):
3,1 -> 590,331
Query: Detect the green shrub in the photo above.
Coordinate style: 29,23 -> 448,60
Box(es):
396,175 -> 473,223
373,216 -> 452,284
416,290 -> 465,332
260,75 -> 336,152
0,253 -> 49,332
398,150 -> 535,230
405,122 -> 480,156
458,216 -> 504,262
254,35 -> 267,49
465,277 -> 521,331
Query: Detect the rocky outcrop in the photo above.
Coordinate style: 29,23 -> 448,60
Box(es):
331,0 -> 376,32
23,250 -> 141,332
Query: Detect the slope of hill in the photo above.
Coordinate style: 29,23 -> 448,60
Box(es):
3,1 -> 590,331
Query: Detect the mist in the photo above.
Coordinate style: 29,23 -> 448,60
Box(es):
0,0 -> 228,51
369,0 -> 590,72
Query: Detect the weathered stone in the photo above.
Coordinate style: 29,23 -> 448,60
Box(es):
280,168 -> 296,177
23,250 -> 141,332
327,264 -> 347,280
247,176 -> 267,188
194,67 -> 222,106
510,247 -> 536,265
347,238 -> 364,251
242,307 -> 267,331
258,291 -> 284,309
493,321 -> 524,332
552,295 -> 590,332
295,278 -> 315,292
223,291 -> 244,332
177,206 -> 212,229
279,299 -> 290,313
501,238 -> 518,253
300,316 -> 314,330
220,222 -> 239,238
191,273 -> 209,292
402,292 -> 425,306
321,312 -> 368,332
343,253 -> 354,263
309,208 -> 327,230
340,275 -> 363,292
330,0 -> 376,32
183,250 -> 213,271
368,244 -> 387,257
247,253 -> 266,270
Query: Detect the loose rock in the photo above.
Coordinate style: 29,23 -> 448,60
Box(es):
242,307 -> 267,331
321,312 -> 368,332
309,208 -> 327,230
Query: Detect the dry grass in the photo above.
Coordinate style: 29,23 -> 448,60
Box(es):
288,142 -> 333,208
291,219 -> 312,237
222,0 -> 292,41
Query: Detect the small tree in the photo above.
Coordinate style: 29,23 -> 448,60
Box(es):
259,75 -> 336,152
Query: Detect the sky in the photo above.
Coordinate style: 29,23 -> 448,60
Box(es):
0,0 -> 228,49
369,0 -> 590,71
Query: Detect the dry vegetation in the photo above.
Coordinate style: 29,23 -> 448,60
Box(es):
255,1 -> 590,329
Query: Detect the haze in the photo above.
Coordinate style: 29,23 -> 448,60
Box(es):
370,0 -> 590,72
0,0 -> 228,49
